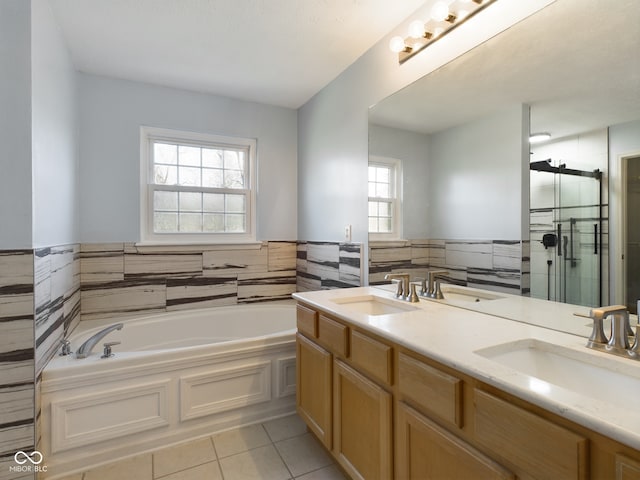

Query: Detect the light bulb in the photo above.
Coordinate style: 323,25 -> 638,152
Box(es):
458,9 -> 469,20
529,132 -> 552,144
431,1 -> 450,21
389,36 -> 407,53
433,27 -> 445,37
408,20 -> 425,39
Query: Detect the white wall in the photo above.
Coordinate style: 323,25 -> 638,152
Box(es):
78,74 -> 297,242
428,105 -> 529,240
31,0 -> 79,248
297,1 -> 554,244
0,0 -> 32,249
609,119 -> 640,303
368,124 -> 430,239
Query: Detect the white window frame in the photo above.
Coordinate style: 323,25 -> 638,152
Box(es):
368,156 -> 403,241
140,126 -> 257,245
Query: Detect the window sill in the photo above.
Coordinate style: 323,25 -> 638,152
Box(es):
133,241 -> 265,253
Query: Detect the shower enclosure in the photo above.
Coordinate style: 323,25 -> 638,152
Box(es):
530,159 -> 606,308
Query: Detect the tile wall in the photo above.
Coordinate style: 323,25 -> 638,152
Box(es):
369,239 -> 529,295
79,242 -> 298,321
0,251 -> 35,480
296,242 -> 362,292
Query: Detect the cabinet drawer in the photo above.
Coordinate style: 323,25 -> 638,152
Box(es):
318,314 -> 348,357
474,389 -> 589,480
351,330 -> 393,385
398,353 -> 462,428
296,304 -> 317,338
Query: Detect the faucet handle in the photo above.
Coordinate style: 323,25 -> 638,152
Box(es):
59,339 -> 72,356
101,341 -> 121,359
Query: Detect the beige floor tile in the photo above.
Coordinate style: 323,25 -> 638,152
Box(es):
212,423 -> 271,458
55,475 -> 83,480
275,432 -> 332,477
263,414 -> 308,442
153,437 -> 217,478
219,445 -> 291,480
156,460 -> 223,480
83,453 -> 152,480
294,464 -> 349,480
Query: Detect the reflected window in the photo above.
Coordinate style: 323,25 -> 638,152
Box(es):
368,157 -> 402,239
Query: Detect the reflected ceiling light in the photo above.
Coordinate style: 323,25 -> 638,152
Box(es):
529,132 -> 552,144
390,0 -> 498,64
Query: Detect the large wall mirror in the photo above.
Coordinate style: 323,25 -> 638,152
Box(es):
368,0 -> 640,318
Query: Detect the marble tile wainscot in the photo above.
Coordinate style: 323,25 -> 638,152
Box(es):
80,241 -> 298,321
369,239 -> 529,296
0,250 -> 35,480
296,242 -> 362,292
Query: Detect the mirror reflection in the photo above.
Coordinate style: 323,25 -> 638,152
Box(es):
368,0 -> 640,328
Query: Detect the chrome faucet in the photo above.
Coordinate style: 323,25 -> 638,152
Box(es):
583,305 -> 638,361
76,323 -> 123,358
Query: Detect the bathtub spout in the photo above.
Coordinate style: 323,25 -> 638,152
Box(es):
76,323 -> 123,359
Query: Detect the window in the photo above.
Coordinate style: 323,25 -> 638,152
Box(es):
140,127 -> 256,243
368,157 -> 402,239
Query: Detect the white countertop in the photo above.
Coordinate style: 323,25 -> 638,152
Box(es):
293,286 -> 640,451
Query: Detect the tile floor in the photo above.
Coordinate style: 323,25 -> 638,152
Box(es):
57,414 -> 349,480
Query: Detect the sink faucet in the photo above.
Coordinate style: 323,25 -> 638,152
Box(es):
584,305 -> 638,361
426,270 -> 448,299
76,323 -> 123,358
384,273 -> 411,300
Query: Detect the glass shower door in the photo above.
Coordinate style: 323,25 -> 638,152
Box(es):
555,167 -> 601,307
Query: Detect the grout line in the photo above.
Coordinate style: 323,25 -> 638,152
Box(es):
270,433 -> 295,480
209,435 -> 225,480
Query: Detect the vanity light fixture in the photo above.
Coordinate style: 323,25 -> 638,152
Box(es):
529,132 -> 552,144
390,0 -> 498,64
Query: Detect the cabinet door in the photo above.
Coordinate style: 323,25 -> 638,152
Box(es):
334,359 -> 392,480
396,402 -> 514,480
296,333 -> 332,449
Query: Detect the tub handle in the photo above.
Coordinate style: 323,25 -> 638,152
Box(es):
101,341 -> 121,359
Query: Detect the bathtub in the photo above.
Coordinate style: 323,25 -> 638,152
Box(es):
40,303 -> 297,478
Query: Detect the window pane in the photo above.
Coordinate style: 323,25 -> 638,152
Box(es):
202,168 -> 223,188
202,148 -> 223,168
224,169 -> 245,188
368,217 -> 378,232
368,166 -> 376,181
154,143 -> 177,165
179,192 -> 201,212
178,166 -> 201,186
224,150 -> 242,170
226,214 -> 245,232
203,193 -> 224,212
379,202 -> 391,217
376,183 -> 390,198
154,191 -> 178,211
154,165 -> 177,185
368,183 -> 377,197
226,194 -> 245,213
368,201 -> 378,216
178,146 -> 200,166
379,218 -> 392,232
154,212 -> 178,232
179,213 -> 202,232
203,213 -> 224,232
376,167 -> 390,183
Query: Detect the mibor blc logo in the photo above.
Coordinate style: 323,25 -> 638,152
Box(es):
9,450 -> 48,474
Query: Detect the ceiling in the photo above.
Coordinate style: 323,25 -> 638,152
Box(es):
369,0 -> 640,140
47,0 -> 426,109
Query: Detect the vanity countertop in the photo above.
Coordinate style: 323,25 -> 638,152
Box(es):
293,286 -> 640,451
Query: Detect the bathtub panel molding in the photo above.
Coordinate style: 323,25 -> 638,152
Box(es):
79,241 -> 298,319
368,239 -> 526,295
276,356 -> 297,398
296,241 -> 363,292
50,379 -> 170,453
0,249 -> 35,473
179,361 -> 271,421
40,304 -> 297,477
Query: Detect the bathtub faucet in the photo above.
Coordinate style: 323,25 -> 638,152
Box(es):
76,323 -> 123,359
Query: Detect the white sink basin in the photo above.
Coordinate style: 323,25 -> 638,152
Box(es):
441,285 -> 505,303
475,339 -> 640,407
331,295 -> 418,316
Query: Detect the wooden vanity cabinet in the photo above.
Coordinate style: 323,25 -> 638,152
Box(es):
295,301 -> 640,480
